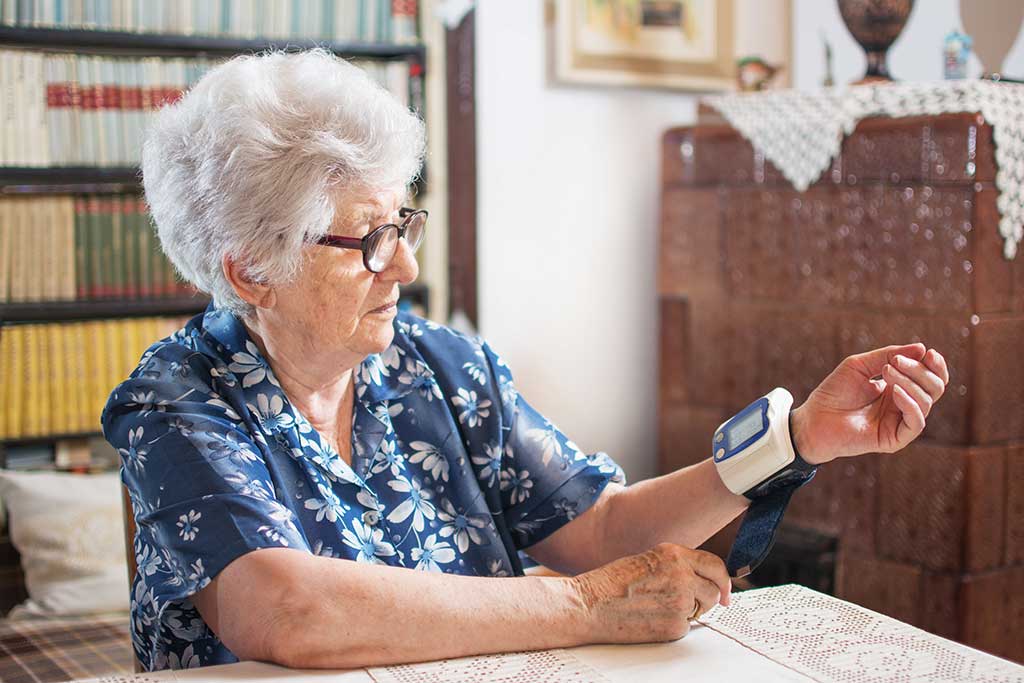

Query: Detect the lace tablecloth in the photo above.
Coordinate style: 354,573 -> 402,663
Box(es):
703,81 -> 1024,259
74,585 -> 1023,683
699,584 -> 1023,683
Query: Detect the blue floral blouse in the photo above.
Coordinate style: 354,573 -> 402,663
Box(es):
101,304 -> 626,671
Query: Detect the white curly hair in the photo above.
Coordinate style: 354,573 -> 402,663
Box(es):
141,48 -> 426,317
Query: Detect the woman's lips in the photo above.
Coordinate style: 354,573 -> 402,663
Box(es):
369,300 -> 398,314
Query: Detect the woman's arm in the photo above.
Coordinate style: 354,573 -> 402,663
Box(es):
527,344 -> 951,576
525,458 -> 748,575
193,547 -> 589,669
194,540 -> 733,669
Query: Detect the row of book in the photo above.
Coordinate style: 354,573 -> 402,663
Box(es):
1,194 -> 192,303
0,0 -> 418,44
0,315 -> 189,439
0,49 -> 415,166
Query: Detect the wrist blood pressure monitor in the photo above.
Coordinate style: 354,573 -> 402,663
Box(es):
713,388 -> 818,579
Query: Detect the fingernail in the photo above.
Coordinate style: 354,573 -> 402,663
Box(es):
895,355 -> 906,368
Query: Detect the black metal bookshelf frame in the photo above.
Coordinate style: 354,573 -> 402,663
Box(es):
0,26 -> 426,61
0,283 -> 428,326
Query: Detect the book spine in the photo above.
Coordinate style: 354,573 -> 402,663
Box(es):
110,194 -> 124,298
136,196 -> 150,298
12,48 -> 26,165
77,55 -> 94,165
42,196 -> 59,301
45,56 -> 63,166
93,56 -> 108,166
1,51 -> 11,165
24,325 -> 39,436
72,320 -> 87,432
122,193 -> 137,298
48,323 -> 62,434
37,322 -> 51,436
86,194 -> 101,298
66,54 -> 81,165
0,325 -> 12,438
33,52 -> 49,165
25,194 -> 43,301
58,196 -> 76,300
99,195 -> 113,297
9,198 -> 24,302
7,325 -> 24,436
0,199 -> 10,303
73,196 -> 87,299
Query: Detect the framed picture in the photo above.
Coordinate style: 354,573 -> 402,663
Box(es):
552,0 -> 792,92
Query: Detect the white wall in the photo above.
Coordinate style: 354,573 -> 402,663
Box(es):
475,2 -> 696,482
475,1 -> 1024,484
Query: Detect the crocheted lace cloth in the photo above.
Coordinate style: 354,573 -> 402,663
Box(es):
703,81 -> 1024,259
700,584 -> 1023,682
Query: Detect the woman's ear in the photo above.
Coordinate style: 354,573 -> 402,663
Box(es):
222,253 -> 276,309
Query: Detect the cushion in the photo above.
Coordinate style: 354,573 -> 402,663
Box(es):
0,470 -> 129,617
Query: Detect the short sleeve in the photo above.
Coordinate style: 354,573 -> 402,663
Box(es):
101,341 -> 310,605
479,342 -> 626,550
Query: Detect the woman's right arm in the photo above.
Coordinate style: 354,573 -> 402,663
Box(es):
193,541 -> 729,669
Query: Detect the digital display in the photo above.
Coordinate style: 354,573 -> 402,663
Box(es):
727,409 -> 764,450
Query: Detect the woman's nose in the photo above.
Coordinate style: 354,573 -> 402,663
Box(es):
380,238 -> 419,284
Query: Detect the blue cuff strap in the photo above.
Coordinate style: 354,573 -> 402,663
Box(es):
726,469 -> 816,578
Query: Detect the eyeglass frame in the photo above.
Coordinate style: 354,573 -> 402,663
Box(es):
313,207 -> 428,273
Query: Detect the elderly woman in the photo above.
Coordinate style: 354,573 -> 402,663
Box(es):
102,49 -> 949,672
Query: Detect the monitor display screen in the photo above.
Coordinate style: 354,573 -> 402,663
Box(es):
727,409 -> 764,450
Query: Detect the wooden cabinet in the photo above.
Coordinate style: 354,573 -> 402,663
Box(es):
658,112 -> 1024,661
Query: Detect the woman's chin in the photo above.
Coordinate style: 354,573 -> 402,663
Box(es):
358,319 -> 397,354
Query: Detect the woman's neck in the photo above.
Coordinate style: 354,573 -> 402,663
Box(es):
241,316 -> 359,433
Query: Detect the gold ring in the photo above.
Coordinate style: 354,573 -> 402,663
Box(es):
688,603 -> 702,621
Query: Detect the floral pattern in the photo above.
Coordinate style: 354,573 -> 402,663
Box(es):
102,305 -> 625,672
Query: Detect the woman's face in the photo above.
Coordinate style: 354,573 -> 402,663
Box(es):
267,187 -> 419,360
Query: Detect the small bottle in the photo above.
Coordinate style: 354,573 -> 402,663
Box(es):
944,29 -> 972,79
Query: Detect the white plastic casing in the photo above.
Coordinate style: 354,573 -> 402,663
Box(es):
713,387 -> 796,496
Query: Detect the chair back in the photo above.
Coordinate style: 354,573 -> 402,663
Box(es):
120,484 -> 142,673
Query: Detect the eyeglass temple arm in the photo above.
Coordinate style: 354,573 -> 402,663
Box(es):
316,234 -> 364,248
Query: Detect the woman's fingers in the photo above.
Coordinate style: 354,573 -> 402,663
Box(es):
891,354 -> 945,404
883,363 -> 935,416
923,348 -> 950,386
892,383 -> 926,443
691,576 -> 721,619
685,549 -> 732,606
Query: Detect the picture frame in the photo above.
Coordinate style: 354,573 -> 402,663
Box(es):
551,0 -> 792,92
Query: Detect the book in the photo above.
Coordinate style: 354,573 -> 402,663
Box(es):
0,198 -> 10,303
48,322 -> 65,435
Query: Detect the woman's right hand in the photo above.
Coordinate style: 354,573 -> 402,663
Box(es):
570,542 -> 732,644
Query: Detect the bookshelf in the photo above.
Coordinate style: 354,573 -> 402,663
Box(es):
0,3 -> 441,455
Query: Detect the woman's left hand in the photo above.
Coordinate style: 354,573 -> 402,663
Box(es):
790,342 -> 949,465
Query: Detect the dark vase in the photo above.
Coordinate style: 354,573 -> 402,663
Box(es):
837,0 -> 915,82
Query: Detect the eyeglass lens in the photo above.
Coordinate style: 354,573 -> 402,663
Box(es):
366,212 -> 426,272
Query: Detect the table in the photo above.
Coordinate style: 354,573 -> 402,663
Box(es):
77,586 -> 1024,683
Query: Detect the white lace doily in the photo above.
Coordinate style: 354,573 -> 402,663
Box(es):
699,584 -> 1023,683
703,81 -> 1024,259
367,648 -> 610,683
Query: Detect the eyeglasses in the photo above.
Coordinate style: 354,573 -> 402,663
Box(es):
314,207 -> 428,273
